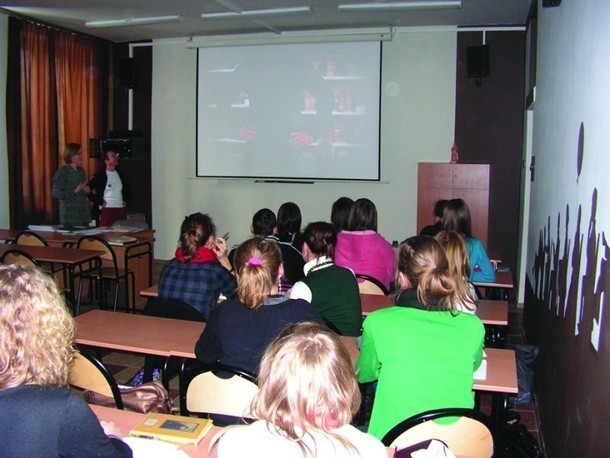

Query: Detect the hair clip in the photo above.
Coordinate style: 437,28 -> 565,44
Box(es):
247,256 -> 263,266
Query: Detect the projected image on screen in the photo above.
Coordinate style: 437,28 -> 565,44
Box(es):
196,41 -> 382,181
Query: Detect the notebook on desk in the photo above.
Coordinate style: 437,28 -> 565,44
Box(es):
130,412 -> 214,445
107,235 -> 138,246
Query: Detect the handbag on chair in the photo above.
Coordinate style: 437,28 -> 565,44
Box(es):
84,381 -> 173,414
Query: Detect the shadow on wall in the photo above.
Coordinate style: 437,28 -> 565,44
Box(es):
527,121 -> 610,457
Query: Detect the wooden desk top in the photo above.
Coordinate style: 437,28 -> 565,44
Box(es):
475,348 -> 518,394
91,405 -> 221,457
361,294 -> 508,326
91,405 -> 395,457
0,228 -> 155,245
74,310 -> 204,358
472,270 -> 514,289
0,244 -> 103,265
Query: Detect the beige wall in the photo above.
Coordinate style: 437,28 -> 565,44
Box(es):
151,31 -> 457,259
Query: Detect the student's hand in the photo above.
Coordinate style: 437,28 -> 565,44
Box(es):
100,421 -> 123,438
213,237 -> 228,258
74,182 -> 87,193
289,131 -> 313,148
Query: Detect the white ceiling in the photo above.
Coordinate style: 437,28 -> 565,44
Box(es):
0,0 -> 531,43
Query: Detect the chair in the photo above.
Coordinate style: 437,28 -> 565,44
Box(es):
356,273 -> 389,295
142,297 -> 206,387
1,249 -> 40,267
381,408 -> 495,458
75,235 -> 135,315
185,364 -> 258,424
68,351 -> 124,410
15,231 -> 65,276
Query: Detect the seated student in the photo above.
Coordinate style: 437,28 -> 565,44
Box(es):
356,236 -> 485,440
290,222 -> 362,337
214,322 -> 387,458
334,198 -> 395,291
158,212 -> 236,321
330,196 -> 354,232
442,198 -> 495,283
276,201 -> 305,253
0,265 -> 131,457
419,199 -> 448,237
231,208 -> 305,288
194,237 -> 325,375
435,230 -> 478,313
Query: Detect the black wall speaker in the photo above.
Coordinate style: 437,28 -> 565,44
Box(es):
542,0 -> 561,7
89,138 -> 102,158
119,57 -> 138,89
467,45 -> 490,78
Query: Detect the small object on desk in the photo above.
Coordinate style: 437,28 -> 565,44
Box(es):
473,359 -> 487,381
107,235 -> 138,246
130,412 -> 214,445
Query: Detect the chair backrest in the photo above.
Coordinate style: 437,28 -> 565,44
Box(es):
1,249 -> 40,267
15,231 -> 48,247
356,274 -> 389,295
77,235 -> 116,265
382,408 -> 494,458
68,352 -> 124,409
186,365 -> 258,420
143,297 -> 206,322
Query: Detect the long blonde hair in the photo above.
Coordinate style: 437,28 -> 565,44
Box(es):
251,322 -> 360,456
0,265 -> 75,389
395,236 -> 456,310
435,230 -> 477,311
233,237 -> 282,309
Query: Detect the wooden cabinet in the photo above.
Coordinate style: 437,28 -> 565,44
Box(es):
417,163 -> 490,248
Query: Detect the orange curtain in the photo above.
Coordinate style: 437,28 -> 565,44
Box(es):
10,20 -> 103,226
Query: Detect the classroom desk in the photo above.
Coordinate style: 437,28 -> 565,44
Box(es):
91,404 -> 396,457
0,228 -> 154,309
76,310 -> 516,420
0,244 -> 103,306
74,309 -> 204,358
91,404 -> 222,457
473,270 -> 514,300
361,293 -> 509,326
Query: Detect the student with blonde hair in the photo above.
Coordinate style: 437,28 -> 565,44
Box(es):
435,230 -> 478,313
442,198 -> 495,283
214,322 -> 386,457
0,265 -> 131,457
195,237 -> 324,375
357,236 -> 485,439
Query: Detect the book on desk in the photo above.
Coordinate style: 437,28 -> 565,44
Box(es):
107,235 -> 138,246
130,412 -> 214,445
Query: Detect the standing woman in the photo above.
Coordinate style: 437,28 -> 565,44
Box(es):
214,322 -> 387,457
290,222 -> 362,337
195,237 -> 325,375
52,143 -> 91,226
334,198 -> 395,291
0,265 -> 131,457
442,198 -> 495,283
356,236 -> 485,439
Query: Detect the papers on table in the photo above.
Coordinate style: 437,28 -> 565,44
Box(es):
474,359 -> 488,380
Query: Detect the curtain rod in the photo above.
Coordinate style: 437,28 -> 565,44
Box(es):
0,8 -> 113,44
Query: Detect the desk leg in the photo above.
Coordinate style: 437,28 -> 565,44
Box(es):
491,393 -> 510,457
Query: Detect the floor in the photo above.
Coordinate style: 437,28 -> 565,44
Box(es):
88,263 -> 544,454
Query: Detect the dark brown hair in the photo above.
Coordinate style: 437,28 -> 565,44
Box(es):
442,198 -> 473,238
303,222 -> 336,259
347,198 -> 377,232
178,212 -> 216,262
331,197 -> 353,232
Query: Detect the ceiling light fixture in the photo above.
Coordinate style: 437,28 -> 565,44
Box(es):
85,15 -> 183,28
338,1 -> 462,12
202,6 -> 311,20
